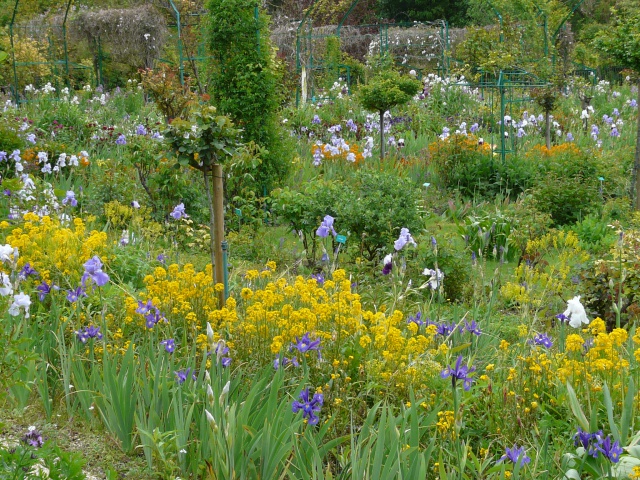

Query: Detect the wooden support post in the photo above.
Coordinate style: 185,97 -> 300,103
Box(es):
212,164 -> 225,307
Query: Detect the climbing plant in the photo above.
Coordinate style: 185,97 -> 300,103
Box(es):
206,0 -> 289,195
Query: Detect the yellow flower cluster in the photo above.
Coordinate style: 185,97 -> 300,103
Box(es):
206,269 -> 443,391
500,231 -> 588,310
125,263 -> 225,336
2,213 -> 107,282
556,319 -> 630,387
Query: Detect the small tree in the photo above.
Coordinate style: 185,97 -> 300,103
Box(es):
531,84 -> 559,150
165,106 -> 242,298
593,3 -> 640,209
356,69 -> 421,159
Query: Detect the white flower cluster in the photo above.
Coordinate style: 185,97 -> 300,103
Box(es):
0,244 -> 31,318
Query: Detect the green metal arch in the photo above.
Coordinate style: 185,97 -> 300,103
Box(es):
9,0 -> 75,104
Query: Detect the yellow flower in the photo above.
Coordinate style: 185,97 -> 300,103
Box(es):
266,261 -> 276,271
214,283 -> 224,293
566,334 -> 585,353
499,340 -> 510,351
359,335 -> 371,348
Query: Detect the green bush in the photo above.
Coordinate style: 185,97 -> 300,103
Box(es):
342,170 -> 421,259
273,171 -> 421,263
415,237 -> 471,303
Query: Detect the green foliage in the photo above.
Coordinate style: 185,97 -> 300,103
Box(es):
379,0 -> 469,26
429,135 -> 536,199
342,171 -> 421,259
457,209 -> 515,262
165,106 -> 241,173
569,214 -> 617,253
530,148 -> 603,226
273,171 -> 420,262
0,441 -> 86,479
593,4 -> 640,73
416,237 -> 471,303
206,0 -> 289,194
357,68 -> 421,115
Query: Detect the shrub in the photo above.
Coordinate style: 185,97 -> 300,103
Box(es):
527,144 -> 602,226
428,134 -> 495,197
341,170 -> 421,260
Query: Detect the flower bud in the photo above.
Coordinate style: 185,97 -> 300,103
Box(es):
207,384 -> 214,405
219,381 -> 230,406
207,322 -> 215,347
205,409 -> 218,432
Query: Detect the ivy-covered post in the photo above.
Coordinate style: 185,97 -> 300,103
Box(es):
207,0 -> 289,196
356,69 -> 421,160
593,3 -> 640,209
165,106 -> 242,306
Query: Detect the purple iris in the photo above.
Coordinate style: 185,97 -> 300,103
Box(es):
566,132 -> 574,141
62,191 -> 77,207
170,203 -> 186,220
408,312 -> 428,327
81,256 -> 109,287
160,338 -> 175,353
292,387 -> 324,425
211,341 -> 231,367
135,124 -> 147,135
273,356 -> 299,369
436,323 -> 456,336
610,126 -> 620,137
311,273 -> 324,286
600,435 -> 623,463
66,286 -> 87,302
131,200 -> 140,209
441,355 -> 475,391
470,123 -> 479,133
312,115 -> 321,125
36,280 -> 57,301
0,151 -> 6,162
76,325 -> 103,343
532,333 -> 553,349
157,253 -> 167,264
22,427 -> 44,448
464,320 -> 482,336
292,333 -> 321,357
498,445 -> 531,467
175,368 -> 196,384
19,262 -> 39,279
316,215 -> 337,238
115,134 -> 127,145
394,227 -> 416,251
574,428 -> 605,458
136,299 -> 165,329
555,313 -> 569,324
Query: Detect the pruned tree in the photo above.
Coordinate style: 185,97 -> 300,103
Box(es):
357,68 -> 421,159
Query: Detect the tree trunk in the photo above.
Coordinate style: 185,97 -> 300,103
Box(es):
212,164 -> 226,307
203,169 -> 217,278
635,79 -> 640,210
545,110 -> 551,150
379,110 -> 385,160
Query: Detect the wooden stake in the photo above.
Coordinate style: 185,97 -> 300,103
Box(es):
212,164 -> 225,307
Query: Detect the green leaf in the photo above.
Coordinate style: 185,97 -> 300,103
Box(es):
603,383 -> 621,442
566,382 -> 589,431
621,377 -> 635,446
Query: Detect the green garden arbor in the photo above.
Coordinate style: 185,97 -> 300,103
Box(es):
8,0 -> 90,103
